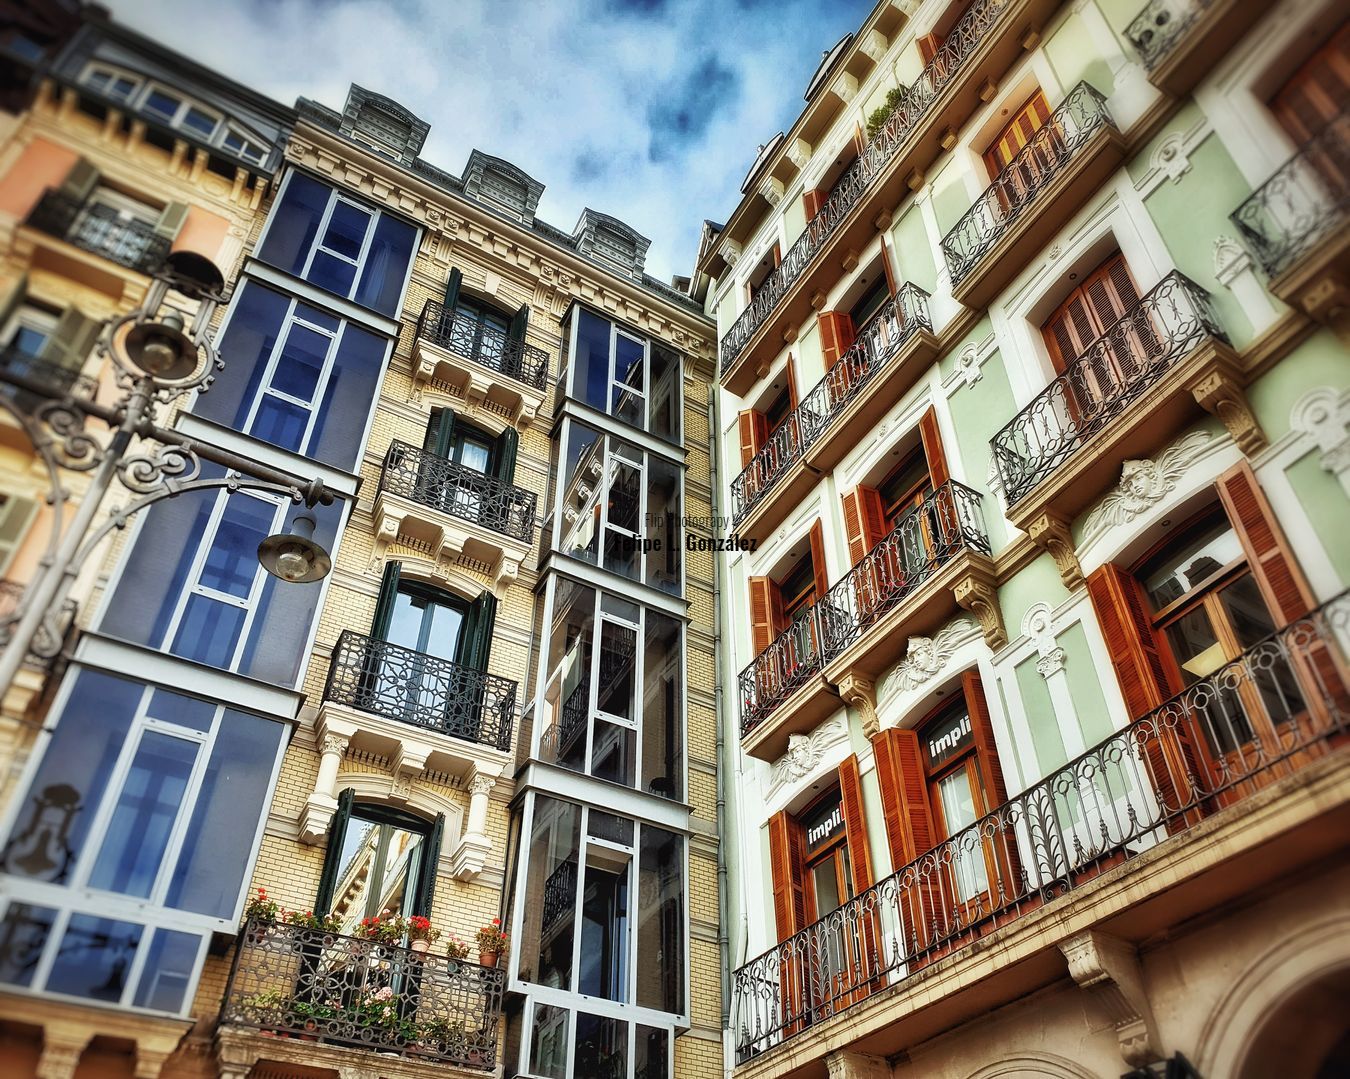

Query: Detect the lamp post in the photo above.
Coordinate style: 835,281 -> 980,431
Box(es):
0,252 -> 337,698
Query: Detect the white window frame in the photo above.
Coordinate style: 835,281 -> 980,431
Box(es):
138,82 -> 222,140
2,303 -> 56,355
609,326 -> 648,429
300,191 -> 378,298
79,63 -> 141,104
222,126 -> 266,165
240,299 -> 343,458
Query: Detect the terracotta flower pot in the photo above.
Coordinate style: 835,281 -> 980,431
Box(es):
410,938 -> 430,954
478,950 -> 499,967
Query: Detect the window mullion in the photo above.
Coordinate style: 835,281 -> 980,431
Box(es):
300,193 -> 341,282
26,904 -> 73,996
225,495 -> 288,670
240,296 -> 301,439
148,709 -> 221,907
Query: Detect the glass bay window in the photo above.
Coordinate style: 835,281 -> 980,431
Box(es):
561,306 -> 682,444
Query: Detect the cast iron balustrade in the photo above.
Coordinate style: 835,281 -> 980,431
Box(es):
323,630 -> 517,752
990,271 -> 1226,506
1,345 -> 99,413
380,441 -> 536,544
1125,0 -> 1213,68
1231,113 -> 1350,279
718,0 -> 1010,374
541,859 -> 578,934
416,299 -> 550,390
26,189 -> 170,275
941,83 -> 1116,286
733,593 -> 1350,1060
730,285 -> 932,523
739,482 -> 989,737
221,919 -> 504,1070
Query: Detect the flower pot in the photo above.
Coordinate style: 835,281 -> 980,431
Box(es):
410,938 -> 430,954
478,951 -> 499,967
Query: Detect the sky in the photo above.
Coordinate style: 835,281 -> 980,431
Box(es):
109,0 -> 877,283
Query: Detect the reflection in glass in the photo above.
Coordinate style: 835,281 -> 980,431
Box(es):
636,825 -> 684,1014
937,771 -> 988,902
642,611 -> 682,800
530,1002 -> 570,1079
574,1010 -> 628,1079
579,848 -> 630,1002
47,914 -> 142,1002
519,797 -> 580,991
1143,517 -> 1243,610
132,928 -> 201,1012
0,903 -> 56,987
330,811 -> 426,931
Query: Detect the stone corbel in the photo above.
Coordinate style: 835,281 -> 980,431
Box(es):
392,739 -> 430,779
464,369 -> 492,408
718,238 -> 743,268
495,557 -> 521,598
452,770 -> 498,880
952,554 -> 1008,650
826,1049 -> 891,1079
1027,510 -> 1084,591
301,721 -> 355,844
1060,930 -> 1162,1069
836,670 -> 880,739
787,137 -> 813,170
832,71 -> 860,104
758,176 -> 785,207
35,1031 -> 89,1079
859,28 -> 888,63
1189,364 -> 1266,457
134,1046 -> 173,1079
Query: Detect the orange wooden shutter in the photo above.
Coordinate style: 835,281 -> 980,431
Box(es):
918,406 -> 950,489
808,520 -> 829,603
1216,462 -> 1315,625
785,355 -> 799,409
961,670 -> 1009,805
837,755 -> 874,891
737,409 -> 767,469
917,33 -> 941,64
767,811 -> 807,940
1271,23 -> 1350,143
871,728 -> 936,867
748,576 -> 785,654
983,89 -> 1049,177
1081,252 -> 1140,331
803,188 -> 825,219
1086,563 -> 1179,717
880,240 -> 899,297
819,310 -> 856,369
1042,289 -> 1100,373
841,486 -> 888,565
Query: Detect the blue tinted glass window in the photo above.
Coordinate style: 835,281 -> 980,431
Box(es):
356,213 -> 417,315
0,904 -> 56,987
251,396 -> 309,452
257,172 -> 330,276
307,250 -> 358,296
133,929 -> 200,1012
305,322 -> 386,469
322,201 -> 369,259
173,596 -> 247,667
88,732 -> 196,898
147,689 -> 215,732
199,497 -> 274,598
197,282 -> 289,438
574,310 -> 610,410
182,107 -> 216,137
143,89 -> 179,121
47,914 -> 142,1002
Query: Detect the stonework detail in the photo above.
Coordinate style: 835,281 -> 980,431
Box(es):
1291,386 -> 1350,493
953,556 -> 1008,650
1028,510 -> 1084,591
1081,430 -> 1213,539
882,618 -> 979,696
1061,930 -> 1161,1068
826,1049 -> 891,1079
1190,368 -> 1266,457
1022,602 -> 1066,678
837,671 -> 880,738
768,717 -> 850,796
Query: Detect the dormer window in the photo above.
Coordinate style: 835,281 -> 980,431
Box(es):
222,129 -> 266,165
82,65 -> 138,103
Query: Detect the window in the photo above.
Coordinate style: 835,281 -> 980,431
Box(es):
81,65 -> 140,103
1271,21 -> 1350,145
197,281 -> 388,470
746,244 -> 780,303
0,670 -> 286,1014
562,308 -> 681,443
257,172 -> 418,316
0,493 -> 37,576
555,420 -> 681,594
537,578 -> 683,799
222,128 -> 267,165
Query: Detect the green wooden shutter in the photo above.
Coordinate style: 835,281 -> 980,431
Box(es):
414,812 -> 445,917
371,560 -> 402,639
423,407 -> 456,457
58,158 -> 99,203
442,268 -> 462,312
458,591 -> 498,672
494,426 -> 518,484
508,302 -> 528,345
37,307 -> 100,372
313,788 -> 355,915
153,201 -> 189,239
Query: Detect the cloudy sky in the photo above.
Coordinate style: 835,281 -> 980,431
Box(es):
109,0 -> 875,283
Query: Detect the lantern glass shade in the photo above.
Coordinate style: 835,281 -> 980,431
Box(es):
123,311 -> 198,379
258,512 -> 331,583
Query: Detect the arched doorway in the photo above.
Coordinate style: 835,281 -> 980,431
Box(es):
1238,967 -> 1350,1078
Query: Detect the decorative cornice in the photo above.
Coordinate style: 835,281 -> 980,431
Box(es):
768,716 -> 849,797
1081,430 -> 1214,542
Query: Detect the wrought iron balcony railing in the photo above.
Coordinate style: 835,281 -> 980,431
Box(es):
730,285 -> 932,523
941,83 -> 1116,286
415,299 -> 550,390
1125,0 -> 1213,69
380,441 -> 536,544
718,0 -> 1011,374
222,919 -> 504,1070
739,482 -> 990,737
990,271 -> 1226,506
1,346 -> 99,414
1231,113 -> 1350,279
323,630 -> 517,751
733,592 -> 1350,1059
26,189 -> 171,275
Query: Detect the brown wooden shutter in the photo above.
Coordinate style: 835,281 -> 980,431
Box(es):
1272,23 -> 1350,143
1217,461 -> 1315,625
837,755 -> 874,892
880,240 -> 899,297
1086,563 -> 1179,717
1082,252 -> 1140,330
918,406 -> 950,489
871,728 -> 936,867
917,33 -> 941,64
767,811 -> 807,941
1042,289 -> 1100,373
983,90 -> 1050,176
808,520 -> 829,603
841,486 -> 888,565
785,355 -> 799,410
961,670 -> 1009,806
803,189 -> 825,219
748,576 -> 785,654
818,311 -> 856,370
737,409 -> 768,469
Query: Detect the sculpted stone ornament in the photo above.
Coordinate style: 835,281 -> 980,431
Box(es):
1083,430 -> 1213,537
768,717 -> 848,796
883,619 -> 978,696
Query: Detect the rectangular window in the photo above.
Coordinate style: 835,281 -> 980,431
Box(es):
562,307 -> 682,442
256,171 -> 418,316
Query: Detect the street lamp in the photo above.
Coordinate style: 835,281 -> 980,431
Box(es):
0,254 -> 337,694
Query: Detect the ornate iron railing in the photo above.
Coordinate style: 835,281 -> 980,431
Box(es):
323,630 -> 517,751
416,299 -> 550,390
1125,0 -> 1213,69
718,0 -> 1011,373
739,482 -> 990,737
380,441 -> 536,544
221,919 -> 504,1070
991,271 -> 1226,506
542,859 -> 578,934
26,189 -> 170,275
941,83 -> 1116,286
734,593 -> 1350,1060
1231,113 -> 1350,279
730,285 -> 932,523
1,346 -> 99,406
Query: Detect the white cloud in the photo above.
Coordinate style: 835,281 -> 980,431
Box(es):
107,0 -> 873,282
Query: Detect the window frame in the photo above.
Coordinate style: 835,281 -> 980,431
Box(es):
240,301 -> 343,455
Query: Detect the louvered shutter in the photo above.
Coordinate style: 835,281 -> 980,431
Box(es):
918,407 -> 950,488
1272,23 -> 1350,143
803,188 -> 825,219
1217,462 -> 1314,624
508,302 -> 529,348
313,788 -> 355,915
737,409 -> 767,469
153,201 -> 189,239
871,727 -> 938,954
841,486 -> 887,565
413,813 -> 445,917
785,356 -> 799,409
818,311 -> 856,370
808,520 -> 829,602
58,158 -> 99,204
442,267 -> 462,312
423,406 -> 456,457
1042,289 -> 1101,373
962,670 -> 1024,894
459,591 -> 498,673
837,755 -> 874,892
748,576 -> 785,654
494,426 -> 519,484
37,307 -> 100,372
371,560 -> 402,638
767,811 -> 807,940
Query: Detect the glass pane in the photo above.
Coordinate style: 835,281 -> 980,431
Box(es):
1143,517 -> 1243,610
591,720 -> 635,786
573,310 -> 611,410
147,689 -> 215,732
0,671 -> 139,884
636,825 -> 684,1014
194,282 -> 290,436
182,107 -> 216,136
258,173 -> 330,276
559,423 -> 603,563
171,593 -> 247,667
88,731 -> 198,897
47,914 -> 142,1002
1219,574 -> 1278,647
1164,606 -> 1227,683
422,598 -> 465,660
307,321 -> 387,471
0,903 -> 56,987
646,458 -> 681,594
543,580 -> 594,770
322,202 -> 370,259
574,1011 -> 628,1079
269,323 -> 329,401
386,590 -> 425,650
811,855 -> 843,915
937,770 -> 988,902
587,811 -> 633,845
613,334 -> 644,426
648,344 -> 680,443
579,856 -> 630,1001
518,796 -> 580,990
455,435 -> 492,473
635,1025 -> 670,1079
1220,575 -> 1305,727
332,815 -> 426,927
597,621 -> 637,720
251,394 -> 310,453
307,250 -> 358,296
529,1002 -> 570,1079
641,611 -> 682,800
355,213 -> 417,316
132,929 -> 200,1012
199,496 -> 275,598
143,89 -> 179,120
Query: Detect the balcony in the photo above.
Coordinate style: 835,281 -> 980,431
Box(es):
741,482 -> 1001,762
1125,0 -> 1267,98
718,0 -> 1062,395
372,441 -> 536,593
943,82 -> 1126,308
411,300 -> 550,428
219,919 -> 504,1073
733,593 -> 1350,1065
25,188 -> 170,276
991,272 -> 1243,548
1231,115 -> 1350,332
1,346 -> 100,450
730,285 -> 938,542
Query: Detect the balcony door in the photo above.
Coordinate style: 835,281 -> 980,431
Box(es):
416,407 -> 518,524
745,522 -> 828,718
983,89 -> 1059,213
1271,21 -> 1350,192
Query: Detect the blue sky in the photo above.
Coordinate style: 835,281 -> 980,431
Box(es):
109,0 -> 874,283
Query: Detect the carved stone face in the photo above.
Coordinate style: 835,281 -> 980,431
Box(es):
907,636 -> 938,672
1120,460 -> 1164,505
785,734 -> 812,771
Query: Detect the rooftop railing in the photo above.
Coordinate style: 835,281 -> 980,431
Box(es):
415,299 -> 550,390
990,271 -> 1226,506
26,189 -> 170,275
380,441 -> 536,544
734,592 -> 1350,1059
